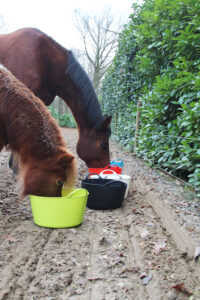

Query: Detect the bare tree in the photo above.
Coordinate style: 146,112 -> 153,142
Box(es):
52,96 -> 68,116
74,8 -> 122,96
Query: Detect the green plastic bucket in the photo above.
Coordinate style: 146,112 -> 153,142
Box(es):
30,188 -> 88,228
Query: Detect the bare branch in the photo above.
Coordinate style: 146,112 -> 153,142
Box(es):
73,8 -> 124,95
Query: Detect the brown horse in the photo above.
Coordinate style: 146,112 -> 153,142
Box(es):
0,28 -> 111,168
0,65 -> 77,198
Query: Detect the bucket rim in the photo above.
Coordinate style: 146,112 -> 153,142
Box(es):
82,179 -> 127,187
30,188 -> 88,200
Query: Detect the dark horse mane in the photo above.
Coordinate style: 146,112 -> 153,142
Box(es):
66,51 -> 103,128
32,28 -> 104,129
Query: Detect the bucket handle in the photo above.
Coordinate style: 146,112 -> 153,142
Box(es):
104,164 -> 120,169
100,169 -> 117,175
65,189 -> 88,198
85,173 -> 102,180
104,180 -> 126,188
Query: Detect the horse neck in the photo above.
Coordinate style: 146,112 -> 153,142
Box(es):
61,94 -> 103,134
57,51 -> 103,134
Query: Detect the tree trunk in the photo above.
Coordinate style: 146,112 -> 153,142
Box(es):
58,97 -> 64,116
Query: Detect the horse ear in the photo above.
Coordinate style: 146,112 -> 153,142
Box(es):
99,115 -> 112,130
57,152 -> 74,168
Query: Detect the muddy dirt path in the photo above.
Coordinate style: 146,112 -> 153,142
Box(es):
0,128 -> 199,300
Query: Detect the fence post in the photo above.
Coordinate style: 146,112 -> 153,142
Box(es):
115,113 -> 118,135
134,99 -> 142,149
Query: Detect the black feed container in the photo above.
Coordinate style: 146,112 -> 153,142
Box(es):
81,174 -> 127,210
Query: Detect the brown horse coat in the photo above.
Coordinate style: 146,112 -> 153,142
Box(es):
0,64 -> 77,198
0,28 -> 111,168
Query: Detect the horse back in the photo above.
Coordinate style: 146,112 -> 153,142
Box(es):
0,64 -> 64,155
0,28 -> 67,104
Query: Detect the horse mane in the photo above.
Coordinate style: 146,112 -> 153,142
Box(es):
27,29 -> 104,129
66,51 -> 103,128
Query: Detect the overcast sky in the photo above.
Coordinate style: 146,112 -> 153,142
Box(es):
1,0 -> 134,50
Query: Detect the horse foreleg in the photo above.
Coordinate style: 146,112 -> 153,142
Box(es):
0,132 -> 18,174
9,152 -> 19,175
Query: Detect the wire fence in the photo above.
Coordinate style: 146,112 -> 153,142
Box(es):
113,100 -> 200,195
139,155 -> 200,193
133,100 -> 200,195
145,133 -> 200,142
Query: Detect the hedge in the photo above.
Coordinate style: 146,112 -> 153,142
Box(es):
102,0 -> 200,193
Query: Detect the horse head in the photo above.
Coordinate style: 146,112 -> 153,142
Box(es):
20,151 -> 77,198
77,115 -> 112,168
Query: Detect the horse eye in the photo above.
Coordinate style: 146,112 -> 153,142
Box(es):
56,179 -> 63,186
101,142 -> 109,150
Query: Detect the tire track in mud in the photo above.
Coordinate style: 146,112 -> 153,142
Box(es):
88,209 -> 138,300
121,201 -> 163,300
139,187 -> 200,292
24,211 -> 95,300
135,180 -> 195,258
0,129 -> 199,300
123,192 -> 199,300
111,142 -> 200,299
0,222 -> 52,299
